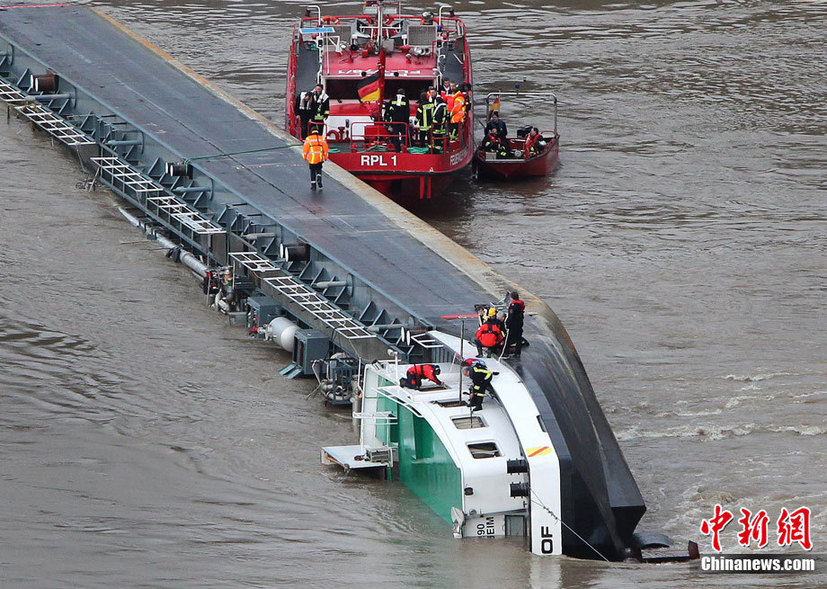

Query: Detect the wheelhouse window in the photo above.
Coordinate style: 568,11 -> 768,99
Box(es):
452,416 -> 484,430
467,442 -> 500,459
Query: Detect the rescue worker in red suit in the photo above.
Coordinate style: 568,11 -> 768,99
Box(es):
505,290 -> 526,357
475,308 -> 504,357
463,361 -> 494,411
524,127 -> 546,159
400,363 -> 444,390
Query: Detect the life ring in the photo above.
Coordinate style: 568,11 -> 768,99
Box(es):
322,16 -> 340,25
326,129 -> 341,142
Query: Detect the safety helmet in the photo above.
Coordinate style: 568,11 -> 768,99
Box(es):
488,307 -> 497,317
462,358 -> 486,368
433,365 -> 441,375
397,88 -> 405,95
309,128 -> 320,135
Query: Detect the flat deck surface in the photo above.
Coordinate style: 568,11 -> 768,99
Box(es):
0,4 -> 489,324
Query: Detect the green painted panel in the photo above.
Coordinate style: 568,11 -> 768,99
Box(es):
396,406 -> 463,523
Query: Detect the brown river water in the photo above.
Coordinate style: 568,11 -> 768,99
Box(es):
1,1 -> 825,587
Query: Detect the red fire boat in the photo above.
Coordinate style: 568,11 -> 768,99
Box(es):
286,1 -> 474,200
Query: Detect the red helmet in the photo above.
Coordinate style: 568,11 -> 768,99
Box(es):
462,358 -> 486,369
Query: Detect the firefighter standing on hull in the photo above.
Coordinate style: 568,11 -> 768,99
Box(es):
505,290 -> 526,357
400,363 -> 444,390
463,360 -> 494,411
302,128 -> 329,190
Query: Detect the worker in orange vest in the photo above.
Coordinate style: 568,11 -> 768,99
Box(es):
302,127 -> 329,189
449,87 -> 466,141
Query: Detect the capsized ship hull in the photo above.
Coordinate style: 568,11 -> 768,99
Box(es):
0,3 -> 644,559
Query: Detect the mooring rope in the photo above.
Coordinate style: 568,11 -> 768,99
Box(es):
183,144 -> 294,164
530,489 -> 612,562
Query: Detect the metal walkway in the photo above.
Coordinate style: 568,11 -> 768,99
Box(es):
15,103 -> 95,146
0,78 -> 27,104
229,252 -> 376,341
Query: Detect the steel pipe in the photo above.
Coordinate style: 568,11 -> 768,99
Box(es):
312,280 -> 347,289
118,207 -> 208,278
173,186 -> 211,193
105,139 -> 142,146
33,93 -> 71,101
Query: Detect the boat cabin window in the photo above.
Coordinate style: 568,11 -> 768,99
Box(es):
452,415 -> 485,430
325,79 -> 362,101
467,442 -> 500,459
384,80 -> 433,102
433,399 -> 466,408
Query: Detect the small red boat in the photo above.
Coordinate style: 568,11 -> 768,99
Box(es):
473,92 -> 560,181
286,1 -> 474,200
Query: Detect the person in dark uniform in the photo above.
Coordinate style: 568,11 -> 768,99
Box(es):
505,290 -> 525,357
308,84 -> 330,135
415,89 -> 435,147
400,363 -> 444,390
481,131 -> 510,159
386,88 -> 410,152
297,91 -> 313,139
431,96 -> 448,153
485,111 -> 508,141
463,362 -> 494,411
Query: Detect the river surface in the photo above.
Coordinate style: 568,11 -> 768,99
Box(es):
1,1 -> 825,587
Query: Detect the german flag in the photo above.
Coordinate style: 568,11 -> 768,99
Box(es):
487,93 -> 501,120
357,71 -> 381,102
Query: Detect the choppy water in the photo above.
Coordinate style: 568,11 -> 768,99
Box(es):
2,1 -> 825,587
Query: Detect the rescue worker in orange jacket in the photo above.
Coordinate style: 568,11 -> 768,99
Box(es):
302,127 -> 329,189
400,363 -> 444,390
524,127 -> 546,159
449,87 -> 466,140
475,309 -> 504,357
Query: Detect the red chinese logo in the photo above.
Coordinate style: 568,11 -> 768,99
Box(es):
701,505 -> 813,552
700,504 -> 734,552
777,507 -> 812,551
737,508 -> 769,548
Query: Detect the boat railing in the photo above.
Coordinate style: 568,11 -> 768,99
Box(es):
482,91 -> 558,136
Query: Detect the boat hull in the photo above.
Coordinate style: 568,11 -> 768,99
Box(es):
330,144 -> 472,199
475,137 -> 559,180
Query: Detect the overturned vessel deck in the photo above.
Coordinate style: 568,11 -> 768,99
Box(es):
0,4 -> 644,559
